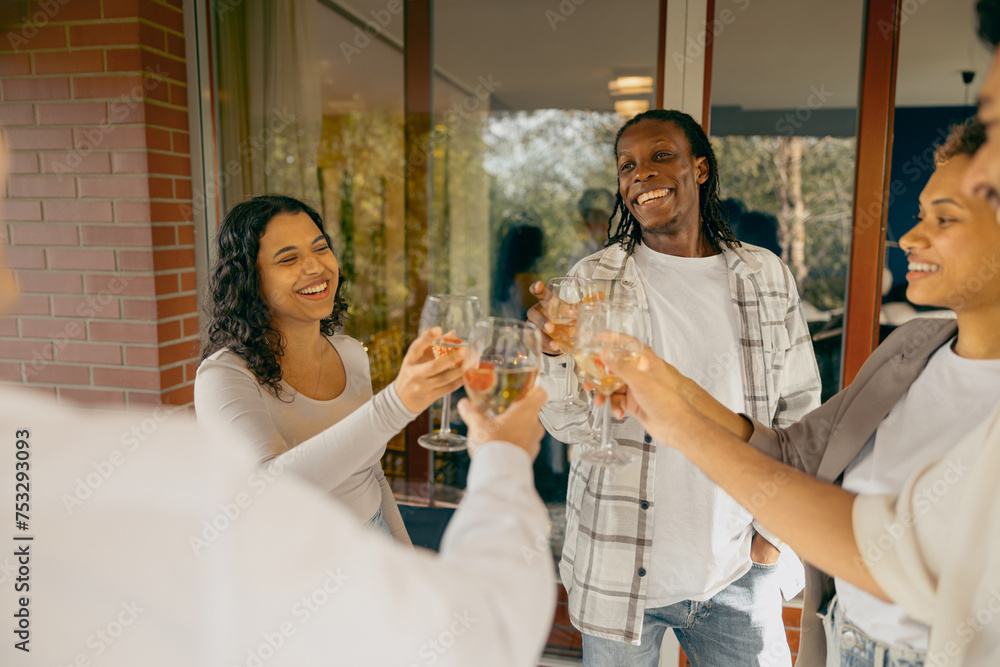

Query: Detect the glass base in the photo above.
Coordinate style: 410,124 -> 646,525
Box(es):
579,444 -> 633,468
567,427 -> 602,447
418,431 -> 468,453
543,396 -> 590,418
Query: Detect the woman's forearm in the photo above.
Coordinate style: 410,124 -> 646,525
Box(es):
680,377 -> 754,441
671,409 -> 888,601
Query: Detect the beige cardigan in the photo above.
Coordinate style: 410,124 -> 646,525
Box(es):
746,317 -> 958,666
854,402 -> 1000,666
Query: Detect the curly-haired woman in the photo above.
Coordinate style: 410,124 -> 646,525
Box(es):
194,195 -> 464,545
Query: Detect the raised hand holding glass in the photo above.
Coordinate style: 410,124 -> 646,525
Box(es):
463,318 -> 541,418
417,294 -> 481,452
573,301 -> 645,468
542,277 -> 600,417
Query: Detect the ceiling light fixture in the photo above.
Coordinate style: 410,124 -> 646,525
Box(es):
614,99 -> 650,118
608,76 -> 654,96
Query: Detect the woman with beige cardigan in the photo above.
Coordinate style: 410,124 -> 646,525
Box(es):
592,119 -> 1000,667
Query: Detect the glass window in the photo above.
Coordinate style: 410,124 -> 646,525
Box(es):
432,0 -> 660,507
881,1 -> 990,337
709,0 -> 866,401
214,0 -> 410,475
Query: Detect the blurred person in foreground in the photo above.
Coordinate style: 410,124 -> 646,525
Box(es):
0,133 -> 555,666
593,28 -> 1000,662
195,195 -> 466,545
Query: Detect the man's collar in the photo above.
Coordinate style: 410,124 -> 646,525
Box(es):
618,240 -> 759,274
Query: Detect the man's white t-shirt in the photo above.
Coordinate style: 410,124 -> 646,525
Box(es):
633,242 -> 753,607
839,338 -> 1000,649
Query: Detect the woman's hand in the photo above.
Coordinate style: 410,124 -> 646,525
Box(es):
594,344 -> 704,450
457,386 -> 548,460
392,327 -> 466,414
592,340 -> 752,442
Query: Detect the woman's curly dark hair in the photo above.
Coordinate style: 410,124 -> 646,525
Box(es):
202,195 -> 349,397
607,109 -> 739,254
935,117 -> 986,164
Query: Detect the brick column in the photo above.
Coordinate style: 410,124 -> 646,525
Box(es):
0,0 -> 199,409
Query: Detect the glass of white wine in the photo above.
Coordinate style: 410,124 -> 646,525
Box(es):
418,294 -> 481,452
542,276 -> 600,417
463,318 -> 541,421
573,301 -> 645,468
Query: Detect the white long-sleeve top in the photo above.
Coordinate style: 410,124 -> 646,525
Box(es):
0,387 -> 555,667
194,335 -> 415,543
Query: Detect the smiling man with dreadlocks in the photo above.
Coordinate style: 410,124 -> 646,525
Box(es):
528,109 -> 821,666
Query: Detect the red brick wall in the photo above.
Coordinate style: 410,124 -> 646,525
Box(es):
0,0 -> 199,409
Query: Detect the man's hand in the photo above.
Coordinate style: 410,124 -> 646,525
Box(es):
457,386 -> 548,461
751,533 -> 781,565
526,281 -> 563,356
393,326 -> 466,413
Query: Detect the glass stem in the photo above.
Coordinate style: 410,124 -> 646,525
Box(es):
600,397 -> 612,450
439,394 -> 453,436
563,355 -> 575,401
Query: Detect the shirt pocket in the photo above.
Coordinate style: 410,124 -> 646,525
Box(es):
766,323 -> 791,366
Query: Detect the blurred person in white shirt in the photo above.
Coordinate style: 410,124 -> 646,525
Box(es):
0,129 -> 555,666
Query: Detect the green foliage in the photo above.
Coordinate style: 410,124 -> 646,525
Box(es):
712,136 -> 856,311
483,110 -> 621,282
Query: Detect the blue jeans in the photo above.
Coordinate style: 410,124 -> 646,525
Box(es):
821,595 -> 925,667
583,562 -> 792,667
365,506 -> 392,538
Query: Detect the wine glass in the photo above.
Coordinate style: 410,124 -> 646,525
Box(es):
573,301 -> 645,468
541,277 -> 600,418
417,294 -> 481,452
463,318 -> 541,421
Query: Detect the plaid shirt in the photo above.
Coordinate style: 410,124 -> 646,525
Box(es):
539,242 -> 822,644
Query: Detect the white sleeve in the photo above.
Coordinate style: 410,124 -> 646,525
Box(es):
194,358 -> 417,492
227,439 -> 556,667
7,392 -> 555,667
537,352 -> 593,443
376,464 -> 413,546
536,259 -> 596,443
